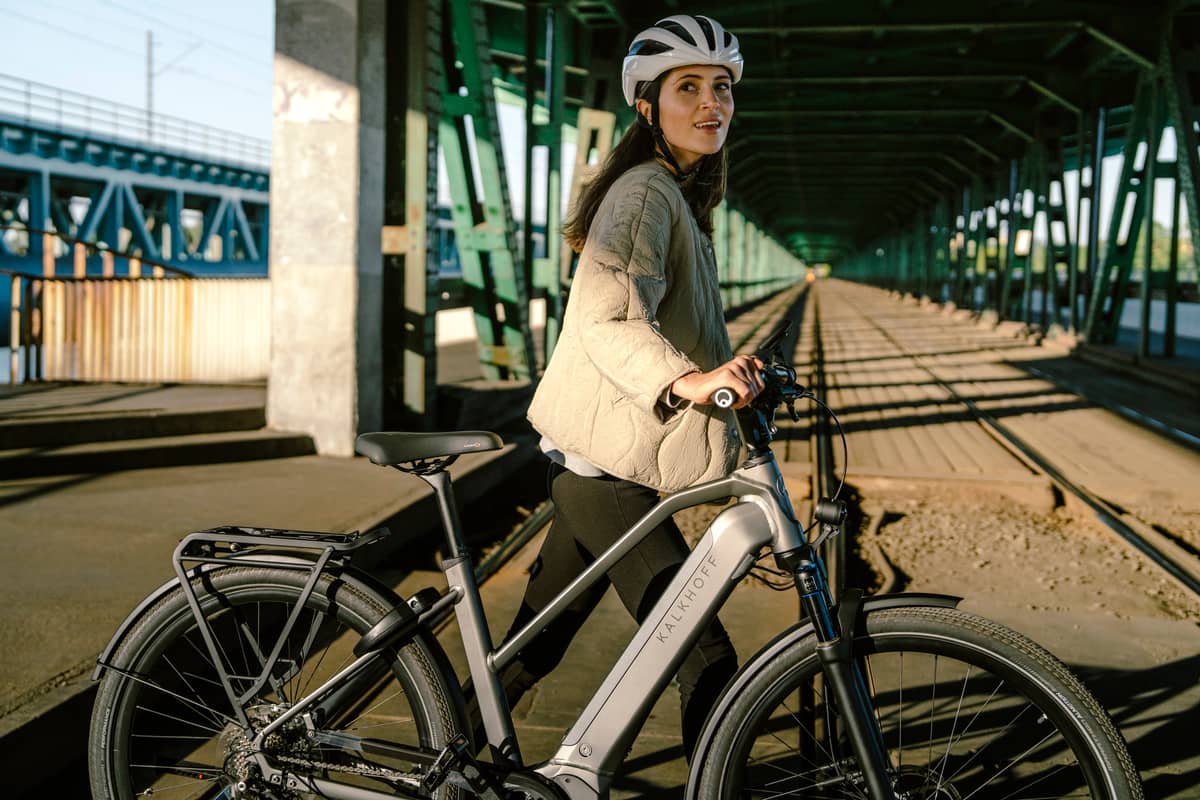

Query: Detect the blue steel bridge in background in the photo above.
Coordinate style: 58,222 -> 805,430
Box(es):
0,72 -> 270,285
0,73 -> 482,331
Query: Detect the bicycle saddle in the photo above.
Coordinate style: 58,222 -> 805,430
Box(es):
355,431 -> 504,466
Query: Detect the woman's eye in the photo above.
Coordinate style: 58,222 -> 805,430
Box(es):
715,83 -> 731,93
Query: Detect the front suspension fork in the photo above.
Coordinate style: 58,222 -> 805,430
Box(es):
781,541 -> 898,800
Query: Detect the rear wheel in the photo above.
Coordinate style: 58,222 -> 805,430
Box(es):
89,565 -> 463,799
695,607 -> 1142,799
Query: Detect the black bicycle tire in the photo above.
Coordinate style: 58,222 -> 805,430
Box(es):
695,606 -> 1143,800
88,564 -> 463,800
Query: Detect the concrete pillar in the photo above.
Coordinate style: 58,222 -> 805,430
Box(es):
269,0 -> 386,455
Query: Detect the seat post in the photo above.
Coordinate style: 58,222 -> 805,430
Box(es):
418,470 -> 469,559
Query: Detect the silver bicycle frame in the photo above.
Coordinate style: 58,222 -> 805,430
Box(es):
443,454 -> 806,800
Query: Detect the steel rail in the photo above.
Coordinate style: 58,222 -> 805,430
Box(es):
833,289 -> 1200,599
807,286 -> 844,596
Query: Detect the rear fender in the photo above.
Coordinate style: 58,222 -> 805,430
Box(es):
684,591 -> 961,799
90,553 -> 469,736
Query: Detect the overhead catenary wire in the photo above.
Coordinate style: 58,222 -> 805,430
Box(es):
1,4 -> 267,99
100,0 -> 272,70
135,0 -> 269,44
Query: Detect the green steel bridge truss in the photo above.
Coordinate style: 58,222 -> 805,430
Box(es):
385,1 -> 1199,426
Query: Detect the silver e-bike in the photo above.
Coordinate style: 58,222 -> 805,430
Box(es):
89,338 -> 1143,800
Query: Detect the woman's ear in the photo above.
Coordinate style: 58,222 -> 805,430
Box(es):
634,98 -> 653,127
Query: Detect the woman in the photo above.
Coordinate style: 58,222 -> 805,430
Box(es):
495,14 -> 760,761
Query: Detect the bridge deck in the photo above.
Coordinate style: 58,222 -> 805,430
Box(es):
1,283 -> 1197,797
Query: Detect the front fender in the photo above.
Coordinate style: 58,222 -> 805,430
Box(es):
684,591 -> 961,799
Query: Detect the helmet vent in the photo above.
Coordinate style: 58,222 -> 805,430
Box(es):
723,30 -> 733,48
696,16 -> 717,51
656,19 -> 697,47
628,39 -> 673,57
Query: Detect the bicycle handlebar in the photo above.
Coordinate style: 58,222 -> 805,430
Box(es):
712,387 -> 738,409
711,364 -> 810,412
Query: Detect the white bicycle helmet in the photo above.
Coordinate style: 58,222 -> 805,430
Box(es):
621,15 -> 744,106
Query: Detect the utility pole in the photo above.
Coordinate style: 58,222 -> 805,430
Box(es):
146,29 -> 154,141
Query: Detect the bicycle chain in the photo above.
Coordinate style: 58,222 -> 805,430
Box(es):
272,752 -> 425,789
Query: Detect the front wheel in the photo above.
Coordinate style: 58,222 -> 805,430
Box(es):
89,565 -> 463,800
694,606 -> 1142,799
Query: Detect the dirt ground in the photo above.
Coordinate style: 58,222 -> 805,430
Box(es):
857,482 -> 1200,623
674,481 -> 1199,624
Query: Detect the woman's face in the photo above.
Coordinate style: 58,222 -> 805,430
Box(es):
637,64 -> 735,173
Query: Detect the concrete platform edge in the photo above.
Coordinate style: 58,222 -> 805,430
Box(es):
0,438 -> 540,797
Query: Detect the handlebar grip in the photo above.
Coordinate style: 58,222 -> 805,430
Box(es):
712,387 -> 737,409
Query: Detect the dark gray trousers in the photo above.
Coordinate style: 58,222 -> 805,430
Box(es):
497,463 -> 738,760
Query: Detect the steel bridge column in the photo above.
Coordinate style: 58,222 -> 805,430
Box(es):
1161,29 -> 1196,359
745,220 -> 758,304
918,207 -> 931,300
932,198 -> 949,302
949,192 -> 964,306
1085,74 -> 1157,344
964,204 -> 977,306
1018,146 -> 1044,324
527,0 -> 567,363
165,190 -> 185,263
730,209 -> 744,308
1085,107 -> 1107,311
268,0 -> 387,455
998,158 -> 1020,320
1046,139 -> 1077,334
380,0 -> 440,429
26,171 -> 50,263
1069,111 -> 1092,332
440,0 -> 536,380
952,187 -> 968,307
1166,179 -> 1181,357
983,175 -> 1002,314
1139,76 -> 1162,359
714,200 -> 729,308
1163,29 -> 1200,292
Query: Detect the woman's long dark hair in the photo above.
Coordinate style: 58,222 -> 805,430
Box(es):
562,80 -> 729,253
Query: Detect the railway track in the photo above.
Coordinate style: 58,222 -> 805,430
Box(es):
807,283 -> 1200,600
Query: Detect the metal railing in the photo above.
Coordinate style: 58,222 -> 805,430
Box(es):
3,225 -> 192,278
0,72 -> 271,170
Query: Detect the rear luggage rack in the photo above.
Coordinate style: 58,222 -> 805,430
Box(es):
178,524 -> 391,560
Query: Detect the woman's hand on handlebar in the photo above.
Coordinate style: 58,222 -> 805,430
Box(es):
671,355 -> 765,410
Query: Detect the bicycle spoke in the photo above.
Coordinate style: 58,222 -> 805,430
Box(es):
934,661 -> 973,793
959,726 -> 1065,800
134,703 -> 224,734
94,567 -> 456,800
993,763 -> 1090,800
712,612 -> 1129,800
296,614 -> 338,700
110,666 -> 235,731
757,698 -> 849,782
161,654 -> 229,730
128,760 -> 225,799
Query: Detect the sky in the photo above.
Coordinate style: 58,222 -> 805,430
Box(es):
0,1 -> 1185,241
0,0 -> 274,141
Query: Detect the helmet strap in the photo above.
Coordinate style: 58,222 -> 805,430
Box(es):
636,81 -> 701,182
649,103 -> 697,181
